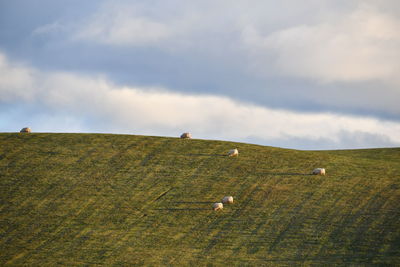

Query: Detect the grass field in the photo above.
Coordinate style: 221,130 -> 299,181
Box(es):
0,133 -> 399,266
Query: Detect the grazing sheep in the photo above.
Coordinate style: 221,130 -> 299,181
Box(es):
222,196 -> 234,204
312,168 -> 326,175
20,127 -> 31,133
180,132 -> 192,139
228,148 -> 239,157
212,202 -> 223,211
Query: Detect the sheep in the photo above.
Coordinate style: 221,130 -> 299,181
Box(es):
212,202 -> 223,211
312,168 -> 326,175
180,132 -> 192,139
222,196 -> 234,204
228,148 -> 239,157
20,127 -> 31,133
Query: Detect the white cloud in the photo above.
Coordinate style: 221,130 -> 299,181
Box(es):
1,52 -> 399,149
244,3 -> 400,84
0,54 -> 37,102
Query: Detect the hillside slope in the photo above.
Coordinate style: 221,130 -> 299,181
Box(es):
0,133 -> 399,265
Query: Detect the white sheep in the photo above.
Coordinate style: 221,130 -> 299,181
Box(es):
212,202 -> 223,211
228,148 -> 239,157
20,127 -> 31,133
312,168 -> 326,175
180,132 -> 192,139
222,196 -> 234,204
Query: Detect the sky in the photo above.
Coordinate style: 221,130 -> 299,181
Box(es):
0,0 -> 399,149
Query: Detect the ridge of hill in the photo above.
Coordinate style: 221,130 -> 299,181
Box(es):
0,133 -> 399,265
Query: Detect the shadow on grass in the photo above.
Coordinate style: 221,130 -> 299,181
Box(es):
154,208 -> 210,211
186,153 -> 226,157
155,201 -> 216,211
265,172 -> 313,176
172,201 -> 215,204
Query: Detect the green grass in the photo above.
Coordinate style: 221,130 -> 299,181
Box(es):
0,133 -> 399,266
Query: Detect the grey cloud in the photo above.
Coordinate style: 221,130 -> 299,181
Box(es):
0,0 -> 399,142
246,130 -> 397,150
1,52 -> 400,150
335,130 -> 396,149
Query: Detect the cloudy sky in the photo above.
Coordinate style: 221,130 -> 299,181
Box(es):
1,0 -> 399,149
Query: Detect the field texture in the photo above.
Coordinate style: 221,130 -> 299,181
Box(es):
0,133 -> 399,266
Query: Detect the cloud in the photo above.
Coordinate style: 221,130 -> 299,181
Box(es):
32,21 -> 66,36
244,3 -> 400,84
1,52 -> 399,149
75,13 -> 171,46
0,53 -> 37,101
70,1 -> 175,46
49,0 -> 399,121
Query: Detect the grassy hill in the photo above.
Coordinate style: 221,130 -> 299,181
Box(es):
0,133 -> 399,266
